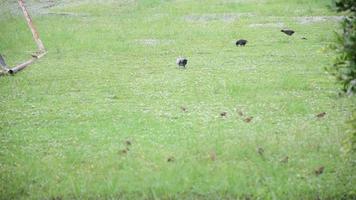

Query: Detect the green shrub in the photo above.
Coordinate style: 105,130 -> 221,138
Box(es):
329,0 -> 356,95
334,0 -> 356,12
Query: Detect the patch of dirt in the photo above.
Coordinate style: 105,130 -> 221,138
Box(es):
248,22 -> 284,28
0,0 -> 134,17
46,12 -> 90,17
135,39 -> 174,46
0,0 -> 62,16
295,16 -> 344,24
184,13 -> 254,23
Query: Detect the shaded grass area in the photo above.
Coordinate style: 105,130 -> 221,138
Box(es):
0,0 -> 355,199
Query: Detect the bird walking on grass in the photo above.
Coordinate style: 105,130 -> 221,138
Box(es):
314,166 -> 325,176
176,57 -> 188,68
257,147 -> 264,156
281,29 -> 295,36
236,39 -> 248,46
316,112 -> 326,118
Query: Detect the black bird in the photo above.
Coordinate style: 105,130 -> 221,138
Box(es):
281,29 -> 295,36
236,39 -> 248,46
220,112 -> 227,117
176,57 -> 188,68
167,156 -> 175,162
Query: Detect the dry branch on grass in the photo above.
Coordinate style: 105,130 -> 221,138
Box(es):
1,0 -> 47,76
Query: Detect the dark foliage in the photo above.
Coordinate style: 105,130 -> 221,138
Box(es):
334,0 -> 356,13
328,0 -> 356,95
330,0 -> 356,174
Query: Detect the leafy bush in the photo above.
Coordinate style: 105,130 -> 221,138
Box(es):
329,0 -> 356,95
334,0 -> 356,12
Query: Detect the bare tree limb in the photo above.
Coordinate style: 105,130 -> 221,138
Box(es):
18,0 -> 46,52
0,0 -> 48,76
8,51 -> 47,74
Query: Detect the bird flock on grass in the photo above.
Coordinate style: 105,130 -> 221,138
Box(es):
173,29 -> 328,172
176,29 -> 302,68
1,26 -> 326,174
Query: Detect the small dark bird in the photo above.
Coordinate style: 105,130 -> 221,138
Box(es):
180,106 -> 187,112
236,39 -> 248,46
220,112 -> 227,117
120,147 -> 129,154
31,54 -> 39,58
244,116 -> 253,123
314,166 -> 325,176
176,57 -> 188,68
125,140 -> 132,146
167,156 -> 175,162
257,147 -> 264,156
316,112 -> 326,118
280,156 -> 289,164
281,29 -> 295,36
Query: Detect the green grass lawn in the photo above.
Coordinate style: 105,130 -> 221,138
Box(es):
0,0 -> 355,199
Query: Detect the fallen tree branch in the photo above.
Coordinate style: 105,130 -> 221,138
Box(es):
8,51 -> 47,74
1,0 -> 47,76
18,0 -> 46,52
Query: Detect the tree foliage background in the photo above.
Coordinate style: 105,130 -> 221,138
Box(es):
331,0 -> 356,166
329,0 -> 356,95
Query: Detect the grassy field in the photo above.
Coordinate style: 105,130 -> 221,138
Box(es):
0,0 -> 355,199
